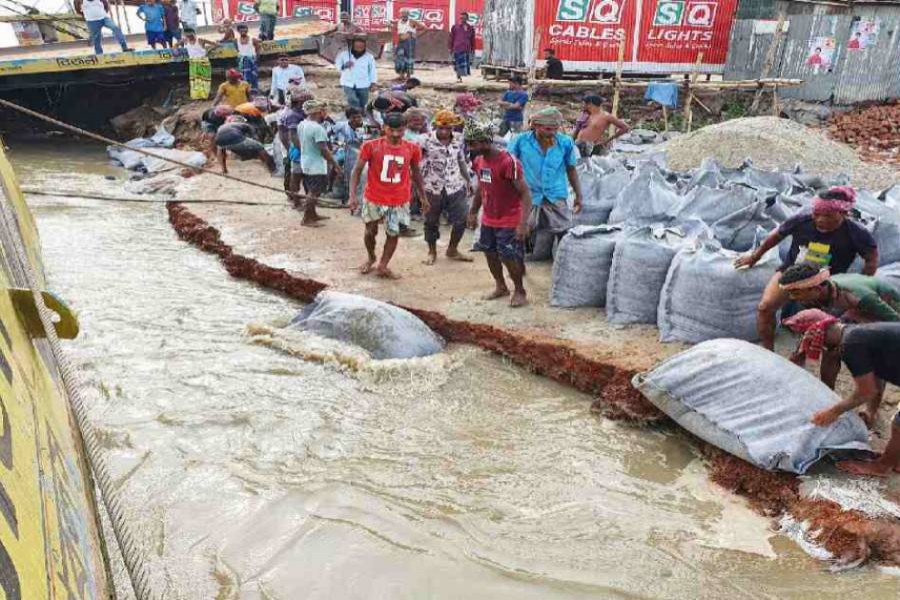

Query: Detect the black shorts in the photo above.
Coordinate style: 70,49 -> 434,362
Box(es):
220,138 -> 264,160
473,225 -> 524,262
303,174 -> 328,195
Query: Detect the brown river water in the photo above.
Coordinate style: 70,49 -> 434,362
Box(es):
10,139 -> 900,599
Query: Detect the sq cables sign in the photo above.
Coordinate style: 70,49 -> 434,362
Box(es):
540,0 -> 635,60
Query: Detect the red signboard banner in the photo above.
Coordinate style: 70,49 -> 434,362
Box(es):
287,0 -> 338,22
635,0 -> 738,65
536,0 -> 636,63
353,0 -> 389,31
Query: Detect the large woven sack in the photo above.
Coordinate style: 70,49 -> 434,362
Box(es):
574,161 -> 632,226
711,196 -> 789,252
657,242 -> 777,343
606,227 -> 688,325
290,291 -> 444,359
877,261 -> 900,293
607,163 -> 680,226
633,339 -> 871,473
550,225 -> 622,308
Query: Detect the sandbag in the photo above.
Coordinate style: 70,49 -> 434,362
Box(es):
658,242 -> 777,343
141,148 -> 207,173
290,291 -> 444,360
573,161 -> 632,226
855,193 -> 900,266
550,225 -> 621,308
607,163 -> 679,225
606,226 -> 692,324
877,261 -> 900,293
711,196 -> 789,252
633,339 -> 871,474
669,183 -> 757,225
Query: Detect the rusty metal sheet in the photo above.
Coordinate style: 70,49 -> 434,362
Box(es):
412,28 -> 453,62
482,0 -> 529,67
318,30 -> 388,62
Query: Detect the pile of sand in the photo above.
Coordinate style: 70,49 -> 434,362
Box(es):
661,116 -> 900,191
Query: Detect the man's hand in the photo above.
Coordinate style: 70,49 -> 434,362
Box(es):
789,350 -> 806,366
467,211 -> 478,230
811,407 -> 841,427
419,198 -> 431,215
515,221 -> 529,241
348,195 -> 359,213
733,254 -> 758,269
573,195 -> 583,215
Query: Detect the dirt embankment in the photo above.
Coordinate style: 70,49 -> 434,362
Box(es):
166,200 -> 900,568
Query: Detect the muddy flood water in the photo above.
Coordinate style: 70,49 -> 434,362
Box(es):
11,139 -> 900,599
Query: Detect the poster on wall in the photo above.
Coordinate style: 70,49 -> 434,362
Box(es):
847,18 -> 879,50
636,0 -> 740,65
805,36 -> 835,74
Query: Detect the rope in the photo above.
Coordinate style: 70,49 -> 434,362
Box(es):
0,98 -> 324,205
20,187 -> 348,209
0,182 -> 159,598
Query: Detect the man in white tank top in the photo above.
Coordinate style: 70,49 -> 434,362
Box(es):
235,22 -> 261,90
76,0 -> 131,54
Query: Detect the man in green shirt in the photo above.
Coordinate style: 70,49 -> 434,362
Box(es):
779,263 -> 900,388
254,0 -> 278,41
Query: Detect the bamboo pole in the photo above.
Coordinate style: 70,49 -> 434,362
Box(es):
772,83 -> 779,116
609,39 -> 625,138
751,11 -> 786,114
684,52 -> 703,133
662,105 -> 668,133
119,0 -> 132,34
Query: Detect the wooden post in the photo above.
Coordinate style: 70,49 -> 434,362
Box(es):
609,39 -> 625,138
751,12 -> 786,114
684,52 -> 703,133
119,0 -> 132,34
662,105 -> 668,133
772,84 -> 779,116
529,27 -> 542,84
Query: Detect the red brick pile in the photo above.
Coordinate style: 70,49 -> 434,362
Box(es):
827,101 -> 900,165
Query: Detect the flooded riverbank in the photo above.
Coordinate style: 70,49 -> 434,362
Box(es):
11,139 -> 900,598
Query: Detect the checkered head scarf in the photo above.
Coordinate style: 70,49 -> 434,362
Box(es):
463,121 -> 494,143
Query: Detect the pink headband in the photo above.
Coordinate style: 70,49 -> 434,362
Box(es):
812,185 -> 856,215
779,268 -> 831,291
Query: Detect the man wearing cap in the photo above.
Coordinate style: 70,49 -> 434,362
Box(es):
213,69 -> 252,107
420,110 -> 472,265
465,122 -> 533,308
297,100 -> 341,227
575,94 -> 630,157
507,106 -> 582,261
780,263 -> 899,389
270,54 -> 306,106
348,112 -> 427,279
735,186 -> 879,351
336,36 -> 378,110
783,310 -> 900,477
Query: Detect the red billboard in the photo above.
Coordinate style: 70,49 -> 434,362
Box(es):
537,0 -> 634,62
636,0 -> 738,65
287,0 -> 338,22
352,0 -> 389,30
457,0 -> 484,50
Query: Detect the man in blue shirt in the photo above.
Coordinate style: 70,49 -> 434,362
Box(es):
137,0 -> 168,49
508,107 -> 583,260
499,76 -> 528,136
335,36 -> 378,110
328,107 -> 365,203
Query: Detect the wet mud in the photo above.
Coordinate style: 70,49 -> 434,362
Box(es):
167,201 -> 900,569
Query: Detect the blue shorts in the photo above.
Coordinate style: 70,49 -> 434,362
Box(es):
146,30 -> 167,45
473,225 -> 524,262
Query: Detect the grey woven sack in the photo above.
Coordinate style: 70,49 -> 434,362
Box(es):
550,225 -> 622,308
633,339 -> 871,474
657,241 -> 777,343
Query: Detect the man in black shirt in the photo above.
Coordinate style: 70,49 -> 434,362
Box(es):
734,186 -> 878,350
215,115 -> 275,175
799,319 -> 900,477
544,48 -> 564,79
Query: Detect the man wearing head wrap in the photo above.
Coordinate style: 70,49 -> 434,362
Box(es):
419,110 -> 472,265
212,68 -> 251,107
783,310 -> 900,476
779,262 -> 899,388
465,122 -> 533,308
348,112 -> 427,280
404,108 -> 430,142
296,100 -> 341,226
735,186 -> 879,351
507,106 -> 582,261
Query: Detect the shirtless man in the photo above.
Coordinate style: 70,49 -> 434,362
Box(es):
575,94 -> 630,157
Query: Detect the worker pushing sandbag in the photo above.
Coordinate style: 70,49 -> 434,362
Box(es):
633,338 -> 871,474
606,225 -> 705,325
290,291 -> 444,360
550,225 -> 622,308
658,241 -> 777,343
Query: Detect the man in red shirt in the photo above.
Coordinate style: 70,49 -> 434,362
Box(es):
348,112 -> 428,279
465,123 -> 533,307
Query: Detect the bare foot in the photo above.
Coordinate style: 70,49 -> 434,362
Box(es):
423,253 -> 437,266
301,219 -> 324,228
446,250 -> 473,262
837,459 -> 895,478
509,290 -> 528,308
359,259 -> 376,274
483,287 -> 509,301
376,267 -> 401,279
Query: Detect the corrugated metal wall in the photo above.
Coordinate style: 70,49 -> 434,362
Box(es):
481,0 -> 528,67
725,4 -> 900,103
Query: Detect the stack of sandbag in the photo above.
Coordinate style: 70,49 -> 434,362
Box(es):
572,159 -> 632,226
550,225 -> 622,308
657,241 -> 778,343
606,225 -> 702,325
290,291 -> 444,359
633,339 -> 870,473
877,262 -> 900,292
855,192 -> 900,266
710,194 -> 790,252
607,163 -> 680,225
